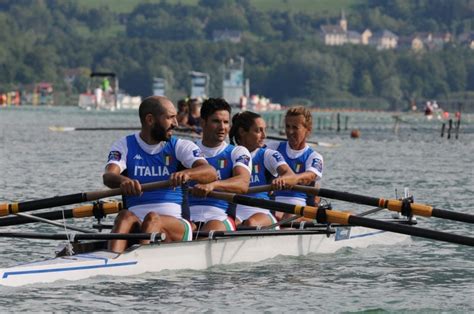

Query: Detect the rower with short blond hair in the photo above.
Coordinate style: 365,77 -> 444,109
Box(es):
266,106 -> 323,219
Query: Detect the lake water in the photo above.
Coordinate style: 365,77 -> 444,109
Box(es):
0,106 -> 472,312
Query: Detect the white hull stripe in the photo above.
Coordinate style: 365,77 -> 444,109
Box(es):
2,261 -> 137,279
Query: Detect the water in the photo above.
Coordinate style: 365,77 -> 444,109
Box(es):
0,106 -> 473,312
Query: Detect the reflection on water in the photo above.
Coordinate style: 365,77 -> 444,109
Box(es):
0,106 -> 473,311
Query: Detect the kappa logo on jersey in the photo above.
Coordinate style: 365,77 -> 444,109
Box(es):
236,155 -> 250,166
311,158 -> 323,173
272,152 -> 283,162
133,154 -> 143,160
192,149 -> 202,157
108,151 -> 121,162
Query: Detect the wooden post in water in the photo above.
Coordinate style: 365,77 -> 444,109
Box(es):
447,119 -> 452,139
336,113 -> 341,132
317,117 -> 321,130
329,114 -> 334,130
455,107 -> 461,140
441,123 -> 445,137
344,116 -> 349,131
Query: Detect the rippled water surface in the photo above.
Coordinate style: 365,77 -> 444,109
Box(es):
0,106 -> 473,312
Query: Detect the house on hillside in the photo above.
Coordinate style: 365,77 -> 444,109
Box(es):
213,30 -> 242,43
320,10 -> 348,45
369,30 -> 398,50
361,29 -> 372,45
320,11 -> 385,48
458,32 -> 474,49
404,32 -> 452,52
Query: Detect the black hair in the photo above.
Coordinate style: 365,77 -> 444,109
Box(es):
200,98 -> 231,121
229,111 -> 261,145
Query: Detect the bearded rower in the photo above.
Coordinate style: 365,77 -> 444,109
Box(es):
103,96 -> 217,253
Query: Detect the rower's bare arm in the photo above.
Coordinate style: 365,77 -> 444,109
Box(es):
210,166 -> 250,194
103,164 -> 142,196
171,160 -> 217,186
295,171 -> 317,186
273,164 -> 298,189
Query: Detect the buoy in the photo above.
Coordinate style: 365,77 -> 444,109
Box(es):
350,129 -> 360,139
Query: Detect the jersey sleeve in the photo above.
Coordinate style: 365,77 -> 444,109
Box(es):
175,138 -> 206,168
305,151 -> 323,179
264,140 -> 280,150
106,137 -> 128,173
231,146 -> 252,174
263,149 -> 287,177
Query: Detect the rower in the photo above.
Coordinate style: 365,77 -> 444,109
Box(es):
229,111 -> 299,228
265,106 -> 324,221
103,96 -> 217,253
189,98 -> 252,232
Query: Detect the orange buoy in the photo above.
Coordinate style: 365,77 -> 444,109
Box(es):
350,129 -> 360,139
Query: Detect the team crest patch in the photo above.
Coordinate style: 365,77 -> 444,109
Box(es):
295,163 -> 303,173
253,164 -> 260,173
272,152 -> 283,162
311,158 -> 323,173
236,155 -> 250,166
193,149 -> 202,157
164,155 -> 172,166
218,158 -> 227,169
108,151 -> 122,162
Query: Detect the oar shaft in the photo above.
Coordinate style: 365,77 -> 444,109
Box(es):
0,180 -> 169,216
432,208 -> 474,224
0,202 -> 122,227
0,232 -> 166,241
292,186 -> 474,224
348,216 -> 474,246
208,191 -> 474,247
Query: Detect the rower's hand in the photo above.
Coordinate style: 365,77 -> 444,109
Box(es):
271,177 -> 286,190
192,183 -> 215,198
170,171 -> 190,188
120,178 -> 142,196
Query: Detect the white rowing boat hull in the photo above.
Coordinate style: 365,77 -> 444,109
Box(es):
0,227 -> 409,287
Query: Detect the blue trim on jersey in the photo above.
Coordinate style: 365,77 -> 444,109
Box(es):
275,141 -> 314,199
124,135 -> 182,208
189,144 -> 235,211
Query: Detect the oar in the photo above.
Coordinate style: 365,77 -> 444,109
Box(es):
0,232 -> 166,242
49,126 -> 199,133
248,185 -> 474,224
0,181 -> 169,217
15,213 -> 96,233
290,185 -> 474,224
0,202 -> 122,227
208,191 -> 474,247
265,135 -> 339,148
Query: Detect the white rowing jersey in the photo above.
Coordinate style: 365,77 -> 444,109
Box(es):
106,133 -> 205,220
266,141 -> 323,205
190,140 -> 252,222
236,147 -> 287,221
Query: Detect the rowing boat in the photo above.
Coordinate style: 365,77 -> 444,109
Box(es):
0,223 -> 410,287
1,184 -> 471,287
